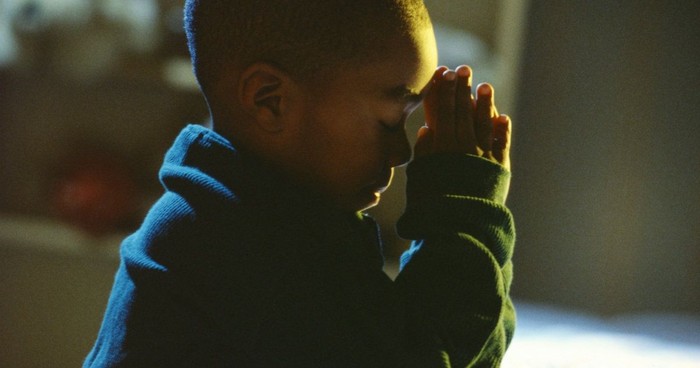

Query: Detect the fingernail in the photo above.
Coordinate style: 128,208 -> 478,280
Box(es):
443,71 -> 456,81
478,83 -> 492,96
457,66 -> 470,78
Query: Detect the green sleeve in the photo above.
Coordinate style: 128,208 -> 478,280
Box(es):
395,153 -> 516,368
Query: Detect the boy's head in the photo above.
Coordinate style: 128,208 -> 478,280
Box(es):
185,0 -> 430,94
184,0 -> 438,211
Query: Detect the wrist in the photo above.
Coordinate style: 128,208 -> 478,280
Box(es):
405,153 -> 511,205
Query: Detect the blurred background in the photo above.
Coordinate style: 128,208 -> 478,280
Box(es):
0,0 -> 698,367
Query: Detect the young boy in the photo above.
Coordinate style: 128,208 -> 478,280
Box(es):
84,0 -> 515,367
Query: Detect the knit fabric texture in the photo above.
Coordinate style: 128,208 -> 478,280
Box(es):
84,124 -> 516,368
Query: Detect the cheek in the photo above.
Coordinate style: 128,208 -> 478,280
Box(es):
328,127 -> 384,188
311,105 -> 377,153
303,100 -> 388,179
378,101 -> 407,125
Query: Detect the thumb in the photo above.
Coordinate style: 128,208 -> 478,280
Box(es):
492,114 -> 512,171
414,125 -> 433,158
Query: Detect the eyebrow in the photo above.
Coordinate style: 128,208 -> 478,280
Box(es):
388,85 -> 424,104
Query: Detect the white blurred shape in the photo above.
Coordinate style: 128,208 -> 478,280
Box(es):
0,0 -> 19,66
162,57 -> 198,91
100,0 -> 159,53
16,0 -> 92,29
433,22 -> 496,87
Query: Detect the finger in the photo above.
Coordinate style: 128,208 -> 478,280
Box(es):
435,69 -> 457,150
414,125 -> 433,158
475,83 -> 496,152
455,65 -> 477,154
423,66 -> 449,131
492,114 -> 512,170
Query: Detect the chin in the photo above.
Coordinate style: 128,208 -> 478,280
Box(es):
355,192 -> 382,212
333,187 -> 384,213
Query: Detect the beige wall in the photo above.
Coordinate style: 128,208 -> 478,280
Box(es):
425,0 -> 500,48
0,244 -> 119,368
509,0 -> 700,315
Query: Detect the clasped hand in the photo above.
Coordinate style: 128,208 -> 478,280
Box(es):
416,66 -> 511,171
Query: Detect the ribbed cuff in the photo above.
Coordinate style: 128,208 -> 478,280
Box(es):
405,154 -> 511,206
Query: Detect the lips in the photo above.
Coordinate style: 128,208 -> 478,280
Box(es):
370,167 -> 394,193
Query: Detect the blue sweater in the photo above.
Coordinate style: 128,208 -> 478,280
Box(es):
84,125 -> 515,367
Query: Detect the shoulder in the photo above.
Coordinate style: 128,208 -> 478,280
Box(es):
123,189 -> 287,277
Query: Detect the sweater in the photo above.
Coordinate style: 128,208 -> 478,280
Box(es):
84,124 -> 515,368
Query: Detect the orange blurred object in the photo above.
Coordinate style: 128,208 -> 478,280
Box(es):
51,152 -> 139,235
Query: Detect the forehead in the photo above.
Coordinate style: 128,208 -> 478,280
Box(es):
380,25 -> 439,91
308,25 -> 438,98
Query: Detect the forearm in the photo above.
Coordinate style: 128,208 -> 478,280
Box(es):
395,153 -> 515,368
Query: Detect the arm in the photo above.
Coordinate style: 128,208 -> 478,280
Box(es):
395,66 -> 515,368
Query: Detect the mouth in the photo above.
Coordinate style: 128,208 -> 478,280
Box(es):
370,167 -> 394,193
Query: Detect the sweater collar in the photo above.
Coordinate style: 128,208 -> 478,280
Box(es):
159,124 -> 384,268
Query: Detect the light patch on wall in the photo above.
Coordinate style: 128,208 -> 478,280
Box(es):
162,57 -> 198,91
433,22 -> 497,89
0,0 -> 19,66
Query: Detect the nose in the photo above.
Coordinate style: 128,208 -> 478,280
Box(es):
386,125 -> 412,168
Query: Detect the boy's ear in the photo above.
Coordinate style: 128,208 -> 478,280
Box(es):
239,63 -> 295,133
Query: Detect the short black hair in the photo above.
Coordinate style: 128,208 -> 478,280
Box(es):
184,0 -> 430,94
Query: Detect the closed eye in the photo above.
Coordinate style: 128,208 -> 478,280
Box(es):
380,120 -> 404,133
388,86 -> 424,104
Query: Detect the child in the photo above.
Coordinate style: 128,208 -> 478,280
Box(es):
84,0 -> 515,367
